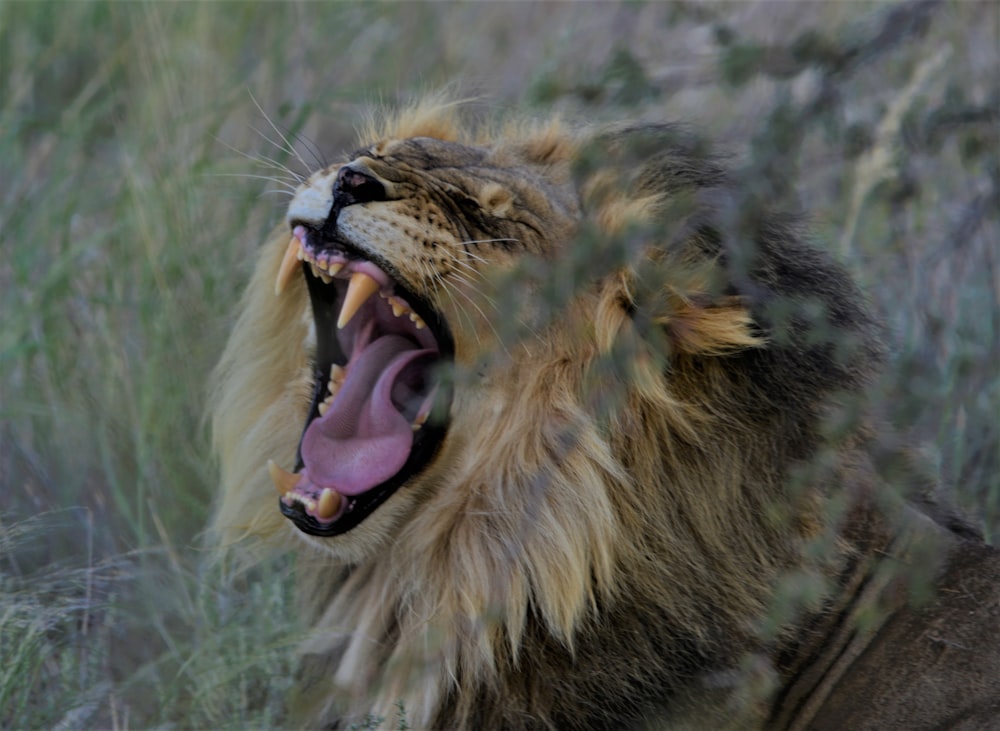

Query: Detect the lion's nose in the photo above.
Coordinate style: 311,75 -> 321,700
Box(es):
333,165 -> 386,207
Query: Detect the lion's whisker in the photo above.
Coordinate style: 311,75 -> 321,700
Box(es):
246,124 -> 298,162
248,126 -> 311,178
446,271 -> 499,312
421,264 -> 482,347
214,136 -> 302,180
444,279 -> 509,353
247,90 -> 312,173
251,150 -> 306,184
448,256 -> 489,280
298,133 -> 329,171
460,237 -> 522,250
209,172 -> 299,191
458,251 -> 490,268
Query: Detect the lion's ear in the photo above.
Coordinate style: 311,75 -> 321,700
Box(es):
655,294 -> 763,356
476,182 -> 515,218
596,272 -> 763,357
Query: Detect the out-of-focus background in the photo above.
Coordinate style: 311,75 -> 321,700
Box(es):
1,2 -> 997,727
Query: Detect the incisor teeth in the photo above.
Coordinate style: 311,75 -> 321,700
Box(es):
267,460 -> 299,496
275,236 -> 302,296
338,271 -> 381,329
316,488 -> 341,520
310,263 -> 321,278
328,262 -> 344,276
319,272 -> 333,284
318,397 -> 331,417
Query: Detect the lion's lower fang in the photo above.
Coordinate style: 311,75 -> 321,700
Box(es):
267,459 -> 298,496
317,487 -> 340,520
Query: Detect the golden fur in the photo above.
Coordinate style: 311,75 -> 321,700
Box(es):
210,101 -> 992,729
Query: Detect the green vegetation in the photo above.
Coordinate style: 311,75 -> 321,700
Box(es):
1,2 -> 996,727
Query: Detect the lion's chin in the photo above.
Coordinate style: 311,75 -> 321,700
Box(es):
269,224 -> 453,537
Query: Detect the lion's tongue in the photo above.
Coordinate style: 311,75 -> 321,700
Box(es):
301,335 -> 434,496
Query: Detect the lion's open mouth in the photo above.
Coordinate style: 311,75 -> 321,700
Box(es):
269,225 -> 453,537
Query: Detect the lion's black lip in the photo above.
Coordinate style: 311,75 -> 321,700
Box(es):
281,229 -> 453,537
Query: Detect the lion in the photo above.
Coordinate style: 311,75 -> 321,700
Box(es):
210,99 -> 1000,730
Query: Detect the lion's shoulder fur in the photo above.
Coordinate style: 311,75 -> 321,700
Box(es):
211,100 -> 995,730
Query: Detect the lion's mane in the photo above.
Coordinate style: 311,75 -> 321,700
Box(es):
209,101 -> 968,729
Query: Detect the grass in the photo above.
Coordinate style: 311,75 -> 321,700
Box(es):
1,1 -> 997,727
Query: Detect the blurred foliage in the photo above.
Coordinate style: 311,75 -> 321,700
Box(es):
1,1 -> 997,727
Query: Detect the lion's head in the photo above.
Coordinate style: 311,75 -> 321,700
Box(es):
211,100 -> 910,728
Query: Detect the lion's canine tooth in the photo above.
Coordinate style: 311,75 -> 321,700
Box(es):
267,459 -> 298,496
316,488 -> 340,520
275,236 -> 301,296
338,272 -> 381,329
